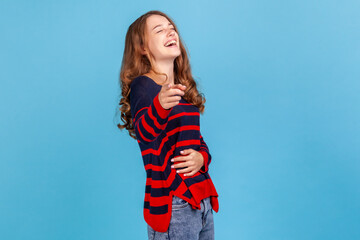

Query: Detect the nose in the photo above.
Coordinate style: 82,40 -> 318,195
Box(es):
167,28 -> 175,37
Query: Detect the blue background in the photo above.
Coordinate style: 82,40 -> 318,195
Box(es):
1,0 -> 359,239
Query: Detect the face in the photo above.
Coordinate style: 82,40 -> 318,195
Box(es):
143,14 -> 181,62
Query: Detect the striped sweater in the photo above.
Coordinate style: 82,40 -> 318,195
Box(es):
129,75 -> 219,233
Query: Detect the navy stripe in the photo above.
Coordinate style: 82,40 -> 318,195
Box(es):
144,202 -> 169,215
184,173 -> 209,187
169,175 -> 182,190
150,187 -> 170,197
145,185 -> 151,193
149,204 -> 168,215
183,189 -> 192,199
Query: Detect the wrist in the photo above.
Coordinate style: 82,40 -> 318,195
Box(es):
154,92 -> 171,117
198,150 -> 209,173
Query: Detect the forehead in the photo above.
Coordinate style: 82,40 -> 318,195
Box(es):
146,15 -> 171,30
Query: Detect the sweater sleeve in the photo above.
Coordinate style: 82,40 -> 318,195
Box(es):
130,81 -> 172,145
198,133 -> 212,173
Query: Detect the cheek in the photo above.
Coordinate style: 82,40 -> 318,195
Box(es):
148,39 -> 161,52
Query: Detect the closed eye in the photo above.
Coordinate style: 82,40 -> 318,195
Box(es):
156,27 -> 176,34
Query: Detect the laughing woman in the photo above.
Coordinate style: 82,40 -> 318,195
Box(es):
117,10 -> 219,240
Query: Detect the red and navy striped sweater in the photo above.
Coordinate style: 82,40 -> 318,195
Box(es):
129,75 -> 219,233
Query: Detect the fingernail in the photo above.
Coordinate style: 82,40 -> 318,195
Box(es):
171,165 -> 174,168
171,159 -> 174,162
180,151 -> 184,154
184,174 -> 187,176
176,170 -> 179,173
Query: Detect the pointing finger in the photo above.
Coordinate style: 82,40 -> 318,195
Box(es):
172,84 -> 186,90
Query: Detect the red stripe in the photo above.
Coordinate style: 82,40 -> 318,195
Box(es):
147,106 -> 164,130
167,125 -> 199,137
135,119 -> 152,142
177,103 -> 192,106
176,139 -> 200,147
141,116 -> 157,137
144,193 -> 169,206
144,208 -> 171,233
134,107 -> 148,121
168,112 -> 200,121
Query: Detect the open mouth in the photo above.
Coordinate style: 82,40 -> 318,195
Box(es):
165,40 -> 177,47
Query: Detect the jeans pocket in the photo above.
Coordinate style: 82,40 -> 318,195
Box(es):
172,196 -> 189,210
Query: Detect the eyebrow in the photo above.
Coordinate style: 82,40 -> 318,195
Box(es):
152,23 -> 173,31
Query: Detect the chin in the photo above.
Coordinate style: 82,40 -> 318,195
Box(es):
173,50 -> 181,58
173,52 -> 181,58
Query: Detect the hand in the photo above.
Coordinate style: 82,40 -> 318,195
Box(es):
171,149 -> 204,177
158,82 -> 186,109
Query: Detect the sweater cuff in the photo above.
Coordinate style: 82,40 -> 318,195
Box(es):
199,150 -> 209,173
153,92 -> 172,118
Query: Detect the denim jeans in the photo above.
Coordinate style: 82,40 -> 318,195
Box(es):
147,195 -> 214,240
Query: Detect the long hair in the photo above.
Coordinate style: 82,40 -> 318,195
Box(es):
117,10 -> 206,139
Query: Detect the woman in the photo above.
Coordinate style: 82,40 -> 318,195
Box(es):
117,10 -> 219,239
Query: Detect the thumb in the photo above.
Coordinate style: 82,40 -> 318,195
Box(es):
163,82 -> 172,90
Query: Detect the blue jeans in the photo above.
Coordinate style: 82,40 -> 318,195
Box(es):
147,195 -> 214,240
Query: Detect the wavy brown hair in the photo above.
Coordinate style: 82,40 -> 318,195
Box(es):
117,10 -> 206,139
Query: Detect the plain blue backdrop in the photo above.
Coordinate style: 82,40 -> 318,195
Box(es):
1,0 -> 359,239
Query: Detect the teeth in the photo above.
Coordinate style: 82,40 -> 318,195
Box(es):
165,40 -> 176,47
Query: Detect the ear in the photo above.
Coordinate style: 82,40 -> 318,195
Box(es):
140,45 -> 147,55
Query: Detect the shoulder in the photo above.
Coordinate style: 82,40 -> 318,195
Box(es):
129,75 -> 160,102
130,75 -> 157,90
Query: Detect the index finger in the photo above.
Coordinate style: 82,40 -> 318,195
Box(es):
171,84 -> 186,90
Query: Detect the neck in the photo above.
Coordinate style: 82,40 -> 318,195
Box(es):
150,60 -> 175,85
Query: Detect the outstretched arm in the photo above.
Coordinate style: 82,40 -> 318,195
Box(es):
131,84 -> 170,144
130,80 -> 186,145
